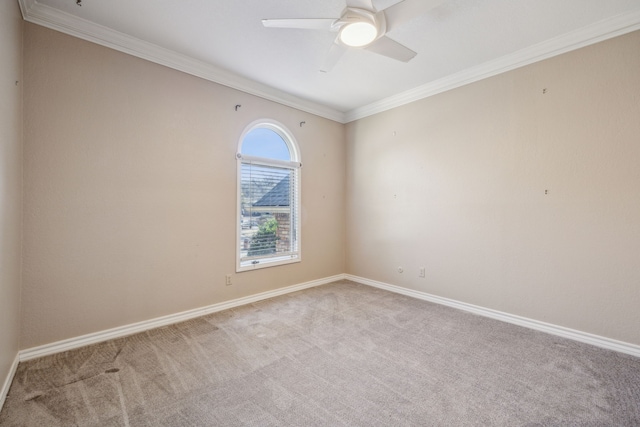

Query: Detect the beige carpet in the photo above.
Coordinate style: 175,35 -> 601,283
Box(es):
1,280 -> 639,426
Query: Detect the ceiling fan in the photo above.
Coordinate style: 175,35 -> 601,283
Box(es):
262,0 -> 444,72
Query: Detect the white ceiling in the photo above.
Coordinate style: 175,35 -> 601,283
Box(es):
19,0 -> 640,122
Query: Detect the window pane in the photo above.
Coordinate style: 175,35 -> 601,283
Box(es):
241,128 -> 291,161
240,162 -> 298,266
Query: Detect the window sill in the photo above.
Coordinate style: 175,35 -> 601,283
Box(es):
236,256 -> 300,273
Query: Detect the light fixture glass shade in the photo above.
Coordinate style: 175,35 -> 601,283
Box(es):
340,22 -> 377,47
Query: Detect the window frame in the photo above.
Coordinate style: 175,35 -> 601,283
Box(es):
236,119 -> 302,272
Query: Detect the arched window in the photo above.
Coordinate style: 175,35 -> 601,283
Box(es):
237,120 -> 301,271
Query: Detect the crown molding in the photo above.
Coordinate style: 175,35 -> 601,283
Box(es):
344,9 -> 640,122
17,0 -> 347,123
18,0 -> 640,124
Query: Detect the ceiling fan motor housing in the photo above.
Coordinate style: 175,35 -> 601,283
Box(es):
335,7 -> 387,47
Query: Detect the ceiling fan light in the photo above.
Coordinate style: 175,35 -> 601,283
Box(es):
339,22 -> 377,47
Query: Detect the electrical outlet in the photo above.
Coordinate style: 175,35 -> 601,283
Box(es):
419,267 -> 426,278
225,274 -> 232,286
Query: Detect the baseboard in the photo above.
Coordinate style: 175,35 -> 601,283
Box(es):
345,274 -> 640,358
19,272 -> 639,363
19,274 -> 347,362
0,353 -> 19,413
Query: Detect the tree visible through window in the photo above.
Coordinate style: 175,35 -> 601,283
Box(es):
237,121 -> 301,271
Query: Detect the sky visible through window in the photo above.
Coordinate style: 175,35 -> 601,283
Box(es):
242,128 -> 290,161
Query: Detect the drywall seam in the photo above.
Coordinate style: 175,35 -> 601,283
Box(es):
19,274 -> 347,361
345,275 -> 640,358
0,354 -> 19,413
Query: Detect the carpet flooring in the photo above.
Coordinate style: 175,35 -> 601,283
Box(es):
1,280 -> 639,426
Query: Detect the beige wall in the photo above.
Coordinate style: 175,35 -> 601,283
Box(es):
346,31 -> 640,345
16,18 -> 640,351
21,23 -> 345,349
0,0 -> 23,392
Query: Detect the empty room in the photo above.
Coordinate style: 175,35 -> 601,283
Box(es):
1,0 -> 640,425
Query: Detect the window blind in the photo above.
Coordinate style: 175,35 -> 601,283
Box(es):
239,158 -> 299,268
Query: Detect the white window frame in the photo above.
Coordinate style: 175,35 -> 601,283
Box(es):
236,119 -> 302,272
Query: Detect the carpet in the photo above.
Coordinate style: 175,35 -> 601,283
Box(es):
1,280 -> 639,426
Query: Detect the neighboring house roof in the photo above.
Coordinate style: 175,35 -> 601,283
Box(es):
253,176 -> 289,208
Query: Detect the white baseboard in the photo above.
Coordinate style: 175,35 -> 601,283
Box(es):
18,272 -> 639,363
19,274 -> 346,362
0,353 -> 19,413
345,274 -> 640,358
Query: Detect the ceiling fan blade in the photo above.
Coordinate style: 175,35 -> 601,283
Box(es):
383,0 -> 444,32
261,18 -> 336,30
320,41 -> 347,73
345,0 -> 374,11
365,36 -> 416,62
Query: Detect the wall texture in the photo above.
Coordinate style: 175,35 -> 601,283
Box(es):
21,23 -> 345,349
0,0 -> 23,399
16,16 -> 640,351
346,31 -> 640,345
